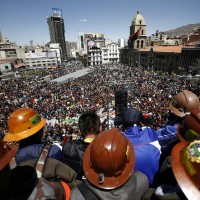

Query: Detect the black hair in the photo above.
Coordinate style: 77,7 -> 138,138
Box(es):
19,128 -> 44,149
78,110 -> 101,137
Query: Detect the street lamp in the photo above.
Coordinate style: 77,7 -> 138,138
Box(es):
55,51 -> 59,68
134,49 -> 140,67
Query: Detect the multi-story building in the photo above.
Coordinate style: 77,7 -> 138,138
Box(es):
66,41 -> 78,59
120,10 -> 200,74
0,33 -> 18,60
24,44 -> 60,68
87,48 -> 102,66
0,32 -> 25,69
102,42 -> 120,64
47,8 -> 67,61
78,32 -> 105,55
118,38 -> 127,48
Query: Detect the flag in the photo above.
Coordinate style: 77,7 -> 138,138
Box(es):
128,27 -> 141,46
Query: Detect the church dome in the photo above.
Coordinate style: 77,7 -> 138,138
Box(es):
131,10 -> 145,26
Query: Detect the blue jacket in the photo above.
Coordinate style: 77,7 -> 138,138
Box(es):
123,126 -> 161,185
15,144 -> 62,164
156,123 -> 179,152
156,123 -> 179,165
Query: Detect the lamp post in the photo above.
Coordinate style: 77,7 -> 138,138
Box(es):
55,50 -> 59,68
134,49 -> 140,67
149,48 -> 154,72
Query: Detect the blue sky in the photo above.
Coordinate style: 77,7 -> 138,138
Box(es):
0,0 -> 200,46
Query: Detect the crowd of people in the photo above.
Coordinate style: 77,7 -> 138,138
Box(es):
0,63 -> 200,199
0,64 -> 199,139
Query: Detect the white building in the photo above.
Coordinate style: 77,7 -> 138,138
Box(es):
102,42 -> 120,64
24,44 -> 61,68
87,48 -> 102,66
118,38 -> 127,48
0,61 -> 13,72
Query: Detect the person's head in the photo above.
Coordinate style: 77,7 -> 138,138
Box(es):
83,127 -> 135,189
0,139 -> 18,171
177,108 -> 200,142
3,107 -> 46,148
78,110 -> 101,138
122,107 -> 143,129
169,90 -> 199,118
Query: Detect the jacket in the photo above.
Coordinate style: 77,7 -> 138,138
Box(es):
15,143 -> 62,164
156,123 -> 179,165
18,157 -> 81,190
123,126 -> 161,185
70,171 -> 149,200
156,123 -> 179,152
62,139 -> 89,180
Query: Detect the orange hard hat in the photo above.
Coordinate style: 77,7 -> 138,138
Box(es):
177,108 -> 200,142
83,127 -> 135,189
3,107 -> 46,142
0,139 -> 18,170
169,90 -> 199,117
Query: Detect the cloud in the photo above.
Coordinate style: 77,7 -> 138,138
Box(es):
80,19 -> 87,22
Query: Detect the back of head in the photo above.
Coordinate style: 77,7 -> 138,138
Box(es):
177,108 -> 200,142
83,127 -> 135,189
122,107 -> 142,129
0,139 -> 18,171
78,111 -> 101,137
3,107 -> 46,142
169,90 -> 199,118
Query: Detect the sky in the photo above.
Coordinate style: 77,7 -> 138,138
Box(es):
0,0 -> 200,46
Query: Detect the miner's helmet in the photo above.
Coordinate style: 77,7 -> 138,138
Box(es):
169,90 -> 199,118
171,139 -> 200,200
0,139 -> 18,170
177,108 -> 200,142
3,107 -> 46,142
83,127 -> 135,189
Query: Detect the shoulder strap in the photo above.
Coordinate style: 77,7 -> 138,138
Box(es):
77,182 -> 100,200
35,144 -> 51,178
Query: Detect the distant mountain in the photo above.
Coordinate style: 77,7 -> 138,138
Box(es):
161,23 -> 200,37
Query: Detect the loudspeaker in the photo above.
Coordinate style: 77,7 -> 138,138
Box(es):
115,90 -> 128,117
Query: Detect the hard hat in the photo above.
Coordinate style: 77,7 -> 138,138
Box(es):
177,108 -> 200,142
169,90 -> 199,117
171,140 -> 200,200
0,139 -> 18,170
3,107 -> 46,142
83,127 -> 135,189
